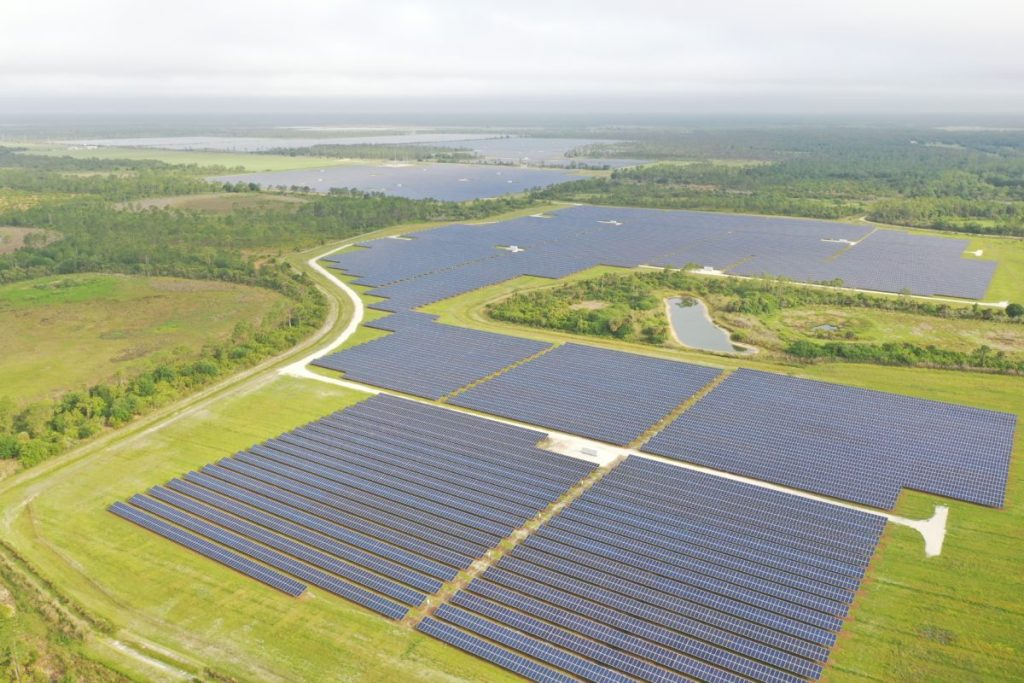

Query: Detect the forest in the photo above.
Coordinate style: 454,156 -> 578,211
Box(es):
548,128 -> 1024,233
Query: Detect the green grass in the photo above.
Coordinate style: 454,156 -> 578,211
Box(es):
0,273 -> 286,405
18,144 -> 363,172
965,235 -> 1024,302
0,376 -> 520,682
724,305 -> 1024,356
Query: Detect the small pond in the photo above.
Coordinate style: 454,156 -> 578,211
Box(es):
666,297 -> 754,354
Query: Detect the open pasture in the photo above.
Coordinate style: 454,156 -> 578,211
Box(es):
0,274 -> 285,404
19,144 -> 363,172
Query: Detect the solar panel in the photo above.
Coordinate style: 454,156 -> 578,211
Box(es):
642,369 -> 1016,509
110,394 -> 597,620
420,457 -> 884,682
451,343 -> 723,445
326,205 -> 995,300
108,502 -> 306,597
312,317 -> 550,399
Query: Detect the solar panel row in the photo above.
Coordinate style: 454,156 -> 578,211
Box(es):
422,457 -> 885,682
312,316 -> 550,399
111,394 -> 597,620
451,343 -> 723,445
643,368 -> 1017,509
327,205 -> 994,301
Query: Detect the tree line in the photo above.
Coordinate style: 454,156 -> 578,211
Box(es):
549,127 -> 1024,234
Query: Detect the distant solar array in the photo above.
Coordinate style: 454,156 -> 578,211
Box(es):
451,343 -> 723,445
111,394 -> 595,620
733,230 -> 997,300
419,457 -> 885,682
211,163 -> 580,201
312,314 -> 550,399
643,369 -> 1017,509
325,205 -> 996,300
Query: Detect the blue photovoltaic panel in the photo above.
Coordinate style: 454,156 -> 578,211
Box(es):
325,205 -> 996,299
312,317 -> 550,399
111,394 -> 596,619
416,617 -> 577,683
108,502 -> 306,597
423,457 -> 884,683
451,343 -> 723,445
642,368 -> 1016,509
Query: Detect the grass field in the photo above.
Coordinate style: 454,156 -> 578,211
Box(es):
0,189 -> 46,212
18,144 -> 362,172
967,234 -> 1024,302
747,306 -> 1024,353
0,376 -> 518,682
0,274 -> 286,405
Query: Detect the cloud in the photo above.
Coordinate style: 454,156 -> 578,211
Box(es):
1,0 -> 1022,112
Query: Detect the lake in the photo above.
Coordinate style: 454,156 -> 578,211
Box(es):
666,297 -> 753,354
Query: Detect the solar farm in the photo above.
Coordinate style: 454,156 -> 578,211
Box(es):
326,205 -> 998,300
112,394 -> 596,620
424,458 -> 886,683
94,204 -> 1019,681
642,369 -> 1017,509
450,343 -> 723,445
211,163 -> 582,201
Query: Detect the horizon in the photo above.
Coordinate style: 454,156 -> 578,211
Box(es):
3,1 -> 1023,119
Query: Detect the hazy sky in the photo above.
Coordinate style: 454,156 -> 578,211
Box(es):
2,1 -> 1022,114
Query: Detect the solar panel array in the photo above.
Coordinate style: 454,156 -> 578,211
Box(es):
643,369 -> 1017,509
451,343 -> 723,445
311,316 -> 551,399
325,205 -> 995,301
733,230 -> 997,299
418,457 -> 885,682
110,394 -> 596,620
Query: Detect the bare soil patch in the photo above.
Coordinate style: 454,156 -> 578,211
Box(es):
0,227 -> 58,255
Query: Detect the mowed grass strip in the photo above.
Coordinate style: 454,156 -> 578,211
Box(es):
19,145 -> 363,172
0,377 -> 520,682
0,274 -> 287,404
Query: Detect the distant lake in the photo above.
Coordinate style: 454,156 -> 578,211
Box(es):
666,297 -> 753,354
211,163 -> 581,201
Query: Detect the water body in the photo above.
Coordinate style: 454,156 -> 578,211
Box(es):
666,297 -> 752,354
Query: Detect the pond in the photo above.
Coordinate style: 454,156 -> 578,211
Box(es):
666,297 -> 754,354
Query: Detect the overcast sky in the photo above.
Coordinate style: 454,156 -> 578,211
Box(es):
2,1 -> 1022,115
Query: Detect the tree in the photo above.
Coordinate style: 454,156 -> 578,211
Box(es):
1006,302 -> 1024,318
